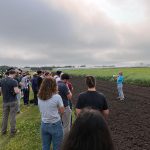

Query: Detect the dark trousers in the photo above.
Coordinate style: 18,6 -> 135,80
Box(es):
33,90 -> 38,105
23,88 -> 29,105
1,101 -> 18,134
69,101 -> 73,126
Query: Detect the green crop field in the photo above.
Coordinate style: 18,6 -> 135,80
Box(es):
0,67 -> 149,149
63,67 -> 150,86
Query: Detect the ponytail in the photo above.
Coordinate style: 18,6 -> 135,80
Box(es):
85,76 -> 96,88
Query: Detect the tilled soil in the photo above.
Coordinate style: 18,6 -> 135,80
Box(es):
70,76 -> 150,150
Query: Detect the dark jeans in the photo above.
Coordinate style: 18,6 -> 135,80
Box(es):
41,120 -> 63,150
1,101 -> 18,134
33,90 -> 38,105
23,88 -> 29,105
69,101 -> 72,126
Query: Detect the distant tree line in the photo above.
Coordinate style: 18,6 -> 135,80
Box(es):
30,66 -> 75,71
0,65 -> 75,73
0,65 -> 12,73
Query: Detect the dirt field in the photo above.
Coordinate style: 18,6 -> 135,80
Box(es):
71,76 -> 150,150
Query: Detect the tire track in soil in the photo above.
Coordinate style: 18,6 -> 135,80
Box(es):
70,76 -> 150,150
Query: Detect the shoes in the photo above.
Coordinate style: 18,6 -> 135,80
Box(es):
10,129 -> 19,137
10,133 -> 15,137
117,97 -> 125,101
1,129 -> 19,137
120,98 -> 125,101
1,131 -> 7,136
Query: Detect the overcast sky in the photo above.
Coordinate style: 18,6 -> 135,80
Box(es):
0,0 -> 150,67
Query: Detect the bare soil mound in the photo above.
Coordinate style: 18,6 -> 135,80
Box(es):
71,76 -> 150,150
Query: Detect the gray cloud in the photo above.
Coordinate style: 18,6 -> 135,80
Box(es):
0,0 -> 150,66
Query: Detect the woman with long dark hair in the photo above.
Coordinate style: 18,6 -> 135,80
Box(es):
62,108 -> 114,150
38,77 -> 64,150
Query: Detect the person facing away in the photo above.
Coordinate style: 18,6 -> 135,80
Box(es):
76,75 -> 109,119
38,77 -> 64,150
57,73 -> 72,137
0,69 -> 20,136
14,70 -> 23,113
66,78 -> 73,126
54,70 -> 62,84
117,71 -> 124,101
37,70 -> 44,91
62,108 -> 114,150
21,72 -> 30,105
31,72 -> 38,105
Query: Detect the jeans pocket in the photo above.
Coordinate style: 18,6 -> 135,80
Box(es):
52,121 -> 63,133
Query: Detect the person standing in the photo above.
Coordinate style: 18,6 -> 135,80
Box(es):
31,72 -> 38,105
76,75 -> 109,119
38,77 -> 64,150
54,71 -> 62,84
14,70 -> 22,113
0,70 -> 20,136
66,79 -> 73,126
37,70 -> 43,91
21,72 -> 30,105
117,71 -> 125,101
57,73 -> 72,136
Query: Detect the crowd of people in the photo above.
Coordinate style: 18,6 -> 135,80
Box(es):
0,68 -> 125,150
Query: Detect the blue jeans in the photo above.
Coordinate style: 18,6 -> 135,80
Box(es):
117,84 -> 124,99
41,120 -> 63,150
16,92 -> 21,112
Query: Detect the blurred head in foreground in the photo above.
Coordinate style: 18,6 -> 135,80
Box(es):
62,108 -> 114,150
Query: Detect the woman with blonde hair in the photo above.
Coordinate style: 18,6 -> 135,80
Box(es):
38,77 -> 64,150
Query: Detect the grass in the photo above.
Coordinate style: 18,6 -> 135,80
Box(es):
63,67 -> 150,86
0,91 -> 76,150
0,92 -> 42,150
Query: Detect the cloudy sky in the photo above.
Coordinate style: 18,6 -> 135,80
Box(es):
0,0 -> 150,67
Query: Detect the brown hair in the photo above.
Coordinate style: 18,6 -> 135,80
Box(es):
9,70 -> 16,75
44,71 -> 52,77
38,77 -> 57,100
85,75 -> 96,88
